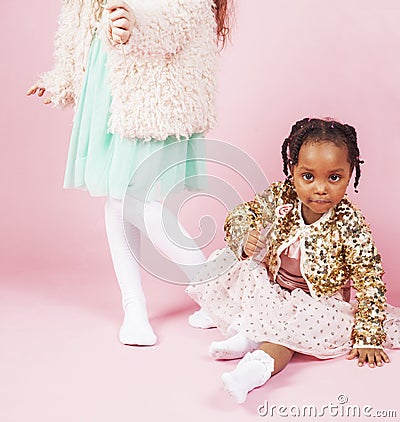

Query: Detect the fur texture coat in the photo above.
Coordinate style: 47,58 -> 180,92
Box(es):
40,0 -> 218,141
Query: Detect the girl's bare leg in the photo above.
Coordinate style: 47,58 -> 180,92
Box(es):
257,342 -> 294,375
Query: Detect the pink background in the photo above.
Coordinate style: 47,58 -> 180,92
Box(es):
2,1 -> 400,421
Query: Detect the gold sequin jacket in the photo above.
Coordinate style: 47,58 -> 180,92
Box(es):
224,180 -> 386,348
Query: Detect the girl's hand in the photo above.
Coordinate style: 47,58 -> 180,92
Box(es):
243,230 -> 266,258
347,348 -> 390,368
26,83 -> 51,104
106,1 -> 135,45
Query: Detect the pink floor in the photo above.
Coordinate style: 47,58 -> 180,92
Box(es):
2,260 -> 400,422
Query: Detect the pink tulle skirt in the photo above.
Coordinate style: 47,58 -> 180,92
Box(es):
187,248 -> 400,359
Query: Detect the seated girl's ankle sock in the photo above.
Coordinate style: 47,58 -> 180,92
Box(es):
119,302 -> 157,346
188,308 -> 217,329
221,350 -> 274,404
209,332 -> 260,360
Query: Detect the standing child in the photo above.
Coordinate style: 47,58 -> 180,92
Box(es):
187,117 -> 400,403
27,0 -> 231,346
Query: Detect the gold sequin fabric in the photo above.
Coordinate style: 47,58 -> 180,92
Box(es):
224,180 -> 387,348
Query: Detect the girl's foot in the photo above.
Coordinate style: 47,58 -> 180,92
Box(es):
188,308 -> 217,329
209,332 -> 260,360
221,350 -> 274,404
119,303 -> 157,346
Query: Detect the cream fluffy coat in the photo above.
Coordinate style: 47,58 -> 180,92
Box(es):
40,0 -> 218,141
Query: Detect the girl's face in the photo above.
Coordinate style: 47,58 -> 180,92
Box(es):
291,141 -> 352,225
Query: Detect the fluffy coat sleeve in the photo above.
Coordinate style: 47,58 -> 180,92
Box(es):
39,1 -> 78,107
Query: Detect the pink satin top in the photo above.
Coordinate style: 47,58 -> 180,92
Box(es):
276,238 -> 310,294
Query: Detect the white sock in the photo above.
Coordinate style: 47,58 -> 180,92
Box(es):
143,201 -> 206,267
119,302 -> 157,346
105,197 -> 157,346
221,350 -> 274,404
188,308 -> 217,329
123,194 -> 206,283
209,332 -> 260,360
123,195 -> 216,330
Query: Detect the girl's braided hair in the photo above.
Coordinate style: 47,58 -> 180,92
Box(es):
281,118 -> 364,192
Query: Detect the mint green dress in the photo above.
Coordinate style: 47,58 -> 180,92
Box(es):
63,36 -> 206,201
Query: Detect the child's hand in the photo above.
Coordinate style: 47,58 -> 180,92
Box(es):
347,348 -> 390,368
26,83 -> 51,104
243,230 -> 266,258
105,1 -> 135,45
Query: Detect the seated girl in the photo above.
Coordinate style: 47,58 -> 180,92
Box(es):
187,117 -> 400,403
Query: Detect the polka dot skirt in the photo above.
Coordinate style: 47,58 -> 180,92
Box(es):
187,248 -> 400,359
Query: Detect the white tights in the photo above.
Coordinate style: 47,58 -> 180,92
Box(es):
104,196 -> 206,345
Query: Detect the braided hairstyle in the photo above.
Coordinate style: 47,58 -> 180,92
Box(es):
281,118 -> 364,192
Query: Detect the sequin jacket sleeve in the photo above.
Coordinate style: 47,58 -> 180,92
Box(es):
343,207 -> 387,348
224,187 -> 276,260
